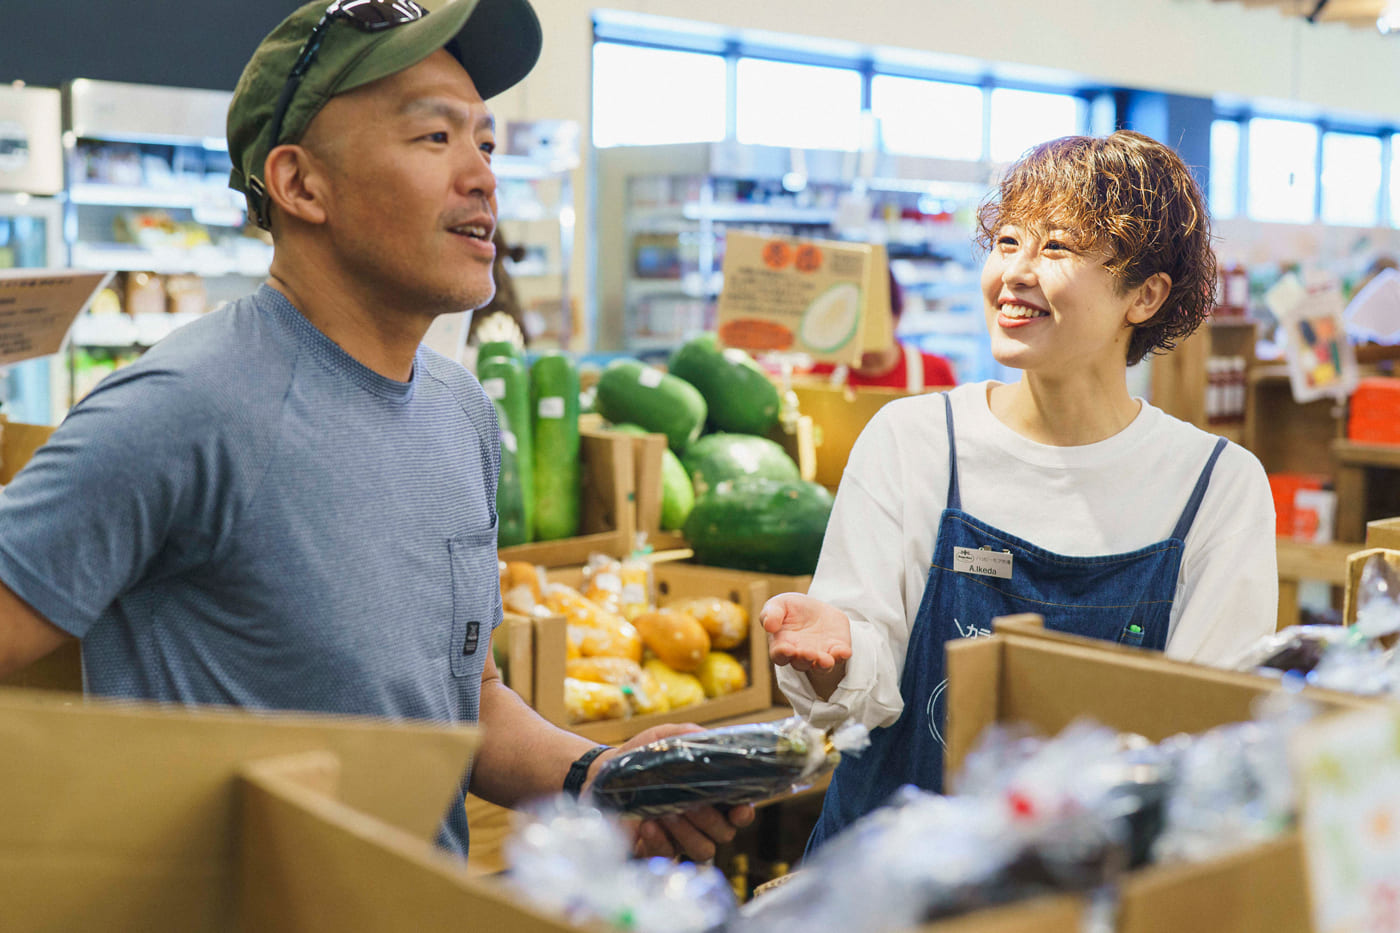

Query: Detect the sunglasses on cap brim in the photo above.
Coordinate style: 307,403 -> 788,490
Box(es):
248,0 -> 429,230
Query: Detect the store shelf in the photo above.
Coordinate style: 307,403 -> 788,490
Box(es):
627,275 -> 720,299
68,182 -> 242,211
70,241 -> 272,277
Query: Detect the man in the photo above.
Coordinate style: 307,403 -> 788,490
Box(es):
0,0 -> 748,859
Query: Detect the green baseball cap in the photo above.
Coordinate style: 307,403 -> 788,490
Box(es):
228,0 -> 542,222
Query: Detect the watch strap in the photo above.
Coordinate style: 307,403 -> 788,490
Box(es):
563,744 -> 611,799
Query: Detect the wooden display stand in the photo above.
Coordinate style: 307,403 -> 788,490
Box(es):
1333,439 -> 1400,545
1149,317 -> 1256,444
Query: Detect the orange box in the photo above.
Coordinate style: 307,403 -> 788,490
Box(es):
1267,472 -> 1328,537
1348,377 -> 1400,444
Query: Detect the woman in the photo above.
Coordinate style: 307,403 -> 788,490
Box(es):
763,130 -> 1277,850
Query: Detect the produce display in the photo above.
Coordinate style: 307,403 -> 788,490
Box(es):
595,358 -> 707,452
481,330 -> 834,572
594,334 -> 833,577
508,704 -> 1318,933
499,555 -> 755,725
589,717 -> 868,818
666,332 -> 781,436
681,433 -> 800,499
683,477 -> 834,576
530,352 -> 582,542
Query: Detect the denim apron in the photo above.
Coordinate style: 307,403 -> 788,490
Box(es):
808,393 -> 1227,851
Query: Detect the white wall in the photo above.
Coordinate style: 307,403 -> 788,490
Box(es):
484,0 -> 1400,342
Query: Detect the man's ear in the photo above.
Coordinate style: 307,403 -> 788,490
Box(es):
262,144 -> 330,227
1126,271 -> 1172,325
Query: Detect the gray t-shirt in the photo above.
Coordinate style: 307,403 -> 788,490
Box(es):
0,284 -> 500,854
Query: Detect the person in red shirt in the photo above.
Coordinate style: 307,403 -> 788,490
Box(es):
807,268 -> 957,390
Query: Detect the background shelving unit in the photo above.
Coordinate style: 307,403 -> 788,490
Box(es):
594,142 -> 999,377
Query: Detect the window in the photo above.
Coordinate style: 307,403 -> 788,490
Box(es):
735,58 -> 863,151
1320,132 -> 1382,227
870,75 -> 983,160
988,88 -> 1082,163
592,43 -> 726,148
1246,118 -> 1318,224
1391,134 -> 1400,228
1209,120 -> 1240,220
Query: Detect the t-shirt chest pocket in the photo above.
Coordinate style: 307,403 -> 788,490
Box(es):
448,520 -> 499,679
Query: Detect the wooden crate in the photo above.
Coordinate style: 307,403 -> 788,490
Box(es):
532,563 -> 772,744
498,428 -> 635,568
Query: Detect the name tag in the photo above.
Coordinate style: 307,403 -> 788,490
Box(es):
953,547 -> 1013,579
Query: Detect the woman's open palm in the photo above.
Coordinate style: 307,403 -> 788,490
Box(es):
761,593 -> 852,672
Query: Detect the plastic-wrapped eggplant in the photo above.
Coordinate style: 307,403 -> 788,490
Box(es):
590,717 -> 868,817
1227,624 -> 1355,676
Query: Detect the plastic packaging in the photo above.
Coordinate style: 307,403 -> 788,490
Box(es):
590,716 -> 868,817
1354,553 -> 1400,639
1151,695 -> 1318,864
1227,624 -> 1356,676
506,796 -> 736,933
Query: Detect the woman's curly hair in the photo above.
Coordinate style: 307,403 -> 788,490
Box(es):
975,130 -> 1216,366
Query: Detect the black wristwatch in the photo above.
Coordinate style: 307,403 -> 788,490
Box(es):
562,744 -> 611,799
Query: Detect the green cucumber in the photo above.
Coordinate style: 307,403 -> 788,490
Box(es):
479,353 -> 534,543
668,333 -> 781,436
594,358 -> 707,453
680,432 -> 800,500
683,477 -> 834,576
478,340 -> 524,364
608,423 -> 696,531
491,398 -> 529,548
530,352 -> 581,541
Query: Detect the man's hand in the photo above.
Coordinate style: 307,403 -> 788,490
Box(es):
761,593 -> 852,673
583,722 -> 755,862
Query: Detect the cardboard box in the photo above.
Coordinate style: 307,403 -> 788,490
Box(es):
935,616 -> 1377,933
532,563 -> 772,744
1368,516 -> 1400,549
1342,546 -> 1400,626
494,612 -> 535,706
499,428 -> 636,568
239,751 -> 610,933
0,687 -> 478,933
790,381 -> 934,489
0,415 -> 56,484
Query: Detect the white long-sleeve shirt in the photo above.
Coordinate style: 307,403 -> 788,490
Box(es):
778,381 -> 1278,730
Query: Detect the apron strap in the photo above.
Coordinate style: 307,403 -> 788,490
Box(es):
942,392 -> 961,510
1170,436 -> 1228,541
904,343 -> 924,392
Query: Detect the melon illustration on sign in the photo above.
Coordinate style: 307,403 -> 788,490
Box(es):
799,282 -> 862,353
